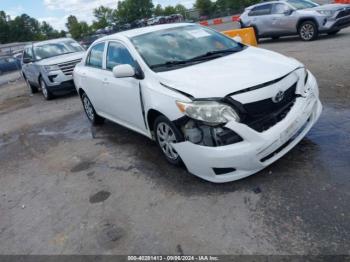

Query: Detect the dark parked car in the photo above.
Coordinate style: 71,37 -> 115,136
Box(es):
79,34 -> 107,49
0,56 -> 21,75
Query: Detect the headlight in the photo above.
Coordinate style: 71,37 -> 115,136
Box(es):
317,10 -> 335,17
43,65 -> 60,72
176,100 -> 240,124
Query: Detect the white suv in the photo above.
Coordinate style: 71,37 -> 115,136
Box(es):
73,23 -> 322,183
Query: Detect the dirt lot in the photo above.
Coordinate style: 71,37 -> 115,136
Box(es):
0,28 -> 349,255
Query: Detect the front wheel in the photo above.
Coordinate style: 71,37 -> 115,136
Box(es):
154,115 -> 183,166
81,93 -> 105,126
299,21 -> 318,41
40,78 -> 53,100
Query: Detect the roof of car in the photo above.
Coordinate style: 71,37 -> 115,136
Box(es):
25,38 -> 74,48
100,23 -> 194,40
247,0 -> 288,8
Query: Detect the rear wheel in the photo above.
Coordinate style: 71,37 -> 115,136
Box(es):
40,78 -> 53,100
81,93 -> 105,125
154,115 -> 183,166
328,30 -> 340,35
298,21 -> 318,41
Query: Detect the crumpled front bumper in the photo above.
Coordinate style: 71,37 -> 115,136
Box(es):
320,15 -> 350,32
172,73 -> 322,183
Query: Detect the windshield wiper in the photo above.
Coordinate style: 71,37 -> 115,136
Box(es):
150,48 -> 242,70
189,48 -> 242,61
150,60 -> 193,69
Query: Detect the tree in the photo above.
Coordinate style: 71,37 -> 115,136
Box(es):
116,0 -> 154,23
92,6 -> 114,30
65,15 -> 90,39
194,0 -> 213,17
0,11 -> 9,43
163,6 -> 176,16
154,4 -> 164,16
175,4 -> 187,18
8,14 -> 43,42
40,21 -> 61,39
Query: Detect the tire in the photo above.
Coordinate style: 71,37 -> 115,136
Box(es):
24,75 -> 38,93
154,115 -> 183,166
328,30 -> 340,35
81,92 -> 105,126
298,21 -> 318,41
40,78 -> 53,100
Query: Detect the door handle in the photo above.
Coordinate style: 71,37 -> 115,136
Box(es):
102,79 -> 109,85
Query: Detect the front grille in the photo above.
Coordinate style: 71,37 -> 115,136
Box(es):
57,59 -> 81,76
241,82 -> 297,132
336,8 -> 350,19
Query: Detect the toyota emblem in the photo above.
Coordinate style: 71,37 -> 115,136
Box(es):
272,90 -> 285,103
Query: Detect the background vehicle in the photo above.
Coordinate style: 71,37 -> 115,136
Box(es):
21,38 -> 85,100
73,23 -> 322,183
0,56 -> 21,75
240,0 -> 350,41
79,34 -> 107,49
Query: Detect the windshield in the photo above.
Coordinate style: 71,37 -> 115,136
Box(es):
286,0 -> 318,9
131,25 -> 243,72
34,40 -> 84,60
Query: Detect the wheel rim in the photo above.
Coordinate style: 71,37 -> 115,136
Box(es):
300,24 -> 314,40
156,122 -> 179,160
41,80 -> 48,98
83,96 -> 94,121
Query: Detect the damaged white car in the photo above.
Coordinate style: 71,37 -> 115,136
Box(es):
73,23 -> 322,183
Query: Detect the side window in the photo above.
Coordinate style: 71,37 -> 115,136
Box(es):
86,42 -> 105,68
272,3 -> 290,14
23,47 -> 33,60
106,42 -> 135,71
249,4 -> 272,16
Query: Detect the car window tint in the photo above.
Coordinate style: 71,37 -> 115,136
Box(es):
23,47 -> 34,59
106,42 -> 134,70
272,3 -> 290,14
249,4 -> 272,16
86,42 -> 105,68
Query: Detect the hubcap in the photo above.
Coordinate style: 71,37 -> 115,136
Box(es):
83,96 -> 94,121
300,24 -> 314,40
41,80 -> 48,98
156,122 -> 179,160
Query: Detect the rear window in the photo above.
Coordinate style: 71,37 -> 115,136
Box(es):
249,4 -> 272,16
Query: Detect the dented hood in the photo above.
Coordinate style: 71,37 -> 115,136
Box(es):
157,47 -> 302,98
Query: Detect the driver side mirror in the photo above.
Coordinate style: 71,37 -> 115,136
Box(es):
113,64 -> 135,78
23,57 -> 34,64
284,9 -> 294,16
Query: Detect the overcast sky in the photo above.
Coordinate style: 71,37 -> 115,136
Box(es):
1,0 -> 196,31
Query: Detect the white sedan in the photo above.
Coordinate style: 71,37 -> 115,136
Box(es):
73,23 -> 322,183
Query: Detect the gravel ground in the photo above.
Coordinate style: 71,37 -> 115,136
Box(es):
0,27 -> 349,255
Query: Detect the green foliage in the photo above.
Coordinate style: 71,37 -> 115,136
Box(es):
0,11 -> 65,44
195,0 -> 213,16
92,6 -> 115,30
115,0 -> 154,23
66,15 -> 91,40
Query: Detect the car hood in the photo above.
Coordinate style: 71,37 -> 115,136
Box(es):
157,47 -> 302,98
36,51 -> 85,66
307,3 -> 349,11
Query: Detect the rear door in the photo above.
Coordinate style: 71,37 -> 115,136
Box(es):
80,42 -> 107,113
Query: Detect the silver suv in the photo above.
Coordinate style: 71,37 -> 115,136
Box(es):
240,0 -> 350,41
22,38 -> 85,100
